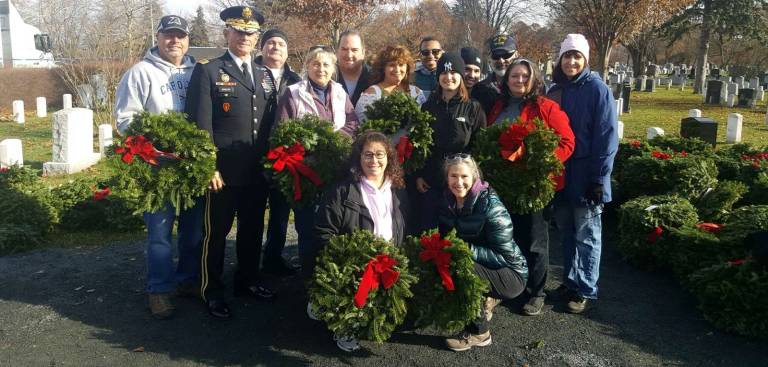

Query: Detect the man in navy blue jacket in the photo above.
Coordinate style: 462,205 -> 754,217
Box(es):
546,34 -> 618,314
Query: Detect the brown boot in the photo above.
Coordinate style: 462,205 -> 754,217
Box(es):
445,330 -> 492,352
483,297 -> 503,321
148,293 -> 175,320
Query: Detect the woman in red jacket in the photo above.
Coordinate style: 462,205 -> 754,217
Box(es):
486,58 -> 575,317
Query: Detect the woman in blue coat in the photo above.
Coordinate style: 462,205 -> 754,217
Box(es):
437,154 -> 528,352
546,34 -> 618,314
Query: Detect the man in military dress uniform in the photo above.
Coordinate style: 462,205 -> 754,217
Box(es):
184,5 -> 275,319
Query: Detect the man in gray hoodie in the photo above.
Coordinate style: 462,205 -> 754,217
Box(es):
114,15 -> 203,320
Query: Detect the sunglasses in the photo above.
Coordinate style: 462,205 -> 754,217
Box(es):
445,153 -> 471,161
420,48 -> 443,57
491,52 -> 515,60
309,44 -> 334,53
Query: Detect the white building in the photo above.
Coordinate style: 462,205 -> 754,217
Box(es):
0,0 -> 54,68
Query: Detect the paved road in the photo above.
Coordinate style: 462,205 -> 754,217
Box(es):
1,227 -> 766,367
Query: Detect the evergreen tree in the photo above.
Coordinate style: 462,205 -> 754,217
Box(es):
189,6 -> 210,47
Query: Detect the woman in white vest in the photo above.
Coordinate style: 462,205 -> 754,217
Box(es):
274,46 -> 358,288
354,45 -> 427,122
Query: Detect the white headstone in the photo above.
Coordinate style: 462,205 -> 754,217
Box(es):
62,94 -> 73,109
727,82 -> 739,96
759,86 -> 765,102
42,108 -> 101,175
727,94 -> 737,107
617,121 -> 624,139
12,100 -> 24,124
615,98 -> 623,118
0,139 -> 23,168
735,76 -> 745,87
646,127 -> 665,139
36,97 -> 47,118
726,113 -> 743,143
688,109 -> 702,118
98,124 -> 113,156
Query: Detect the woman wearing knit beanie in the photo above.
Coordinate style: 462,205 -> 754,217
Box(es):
413,52 -> 486,233
485,58 -> 575,317
546,34 -> 618,314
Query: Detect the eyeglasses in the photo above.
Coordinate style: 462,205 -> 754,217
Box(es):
445,153 -> 471,161
491,52 -> 515,60
420,48 -> 443,57
362,152 -> 387,161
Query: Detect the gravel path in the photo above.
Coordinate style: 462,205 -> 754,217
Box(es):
0,225 -> 766,367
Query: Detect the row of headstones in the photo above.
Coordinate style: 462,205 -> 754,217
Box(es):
704,80 -> 765,108
1,95 -> 113,176
635,108 -> 768,145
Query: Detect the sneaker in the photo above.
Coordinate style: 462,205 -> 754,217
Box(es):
333,334 -> 360,352
306,302 -> 320,321
483,297 -> 503,321
445,330 -> 492,352
148,293 -> 175,320
567,294 -> 588,314
522,296 -> 545,316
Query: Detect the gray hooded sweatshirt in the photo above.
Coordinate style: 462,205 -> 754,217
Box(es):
114,47 -> 196,134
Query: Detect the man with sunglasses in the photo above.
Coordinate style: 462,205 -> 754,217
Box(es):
413,36 -> 444,99
473,34 -> 519,114
185,5 -> 276,320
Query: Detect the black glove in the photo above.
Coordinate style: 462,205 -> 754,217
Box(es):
586,183 -> 604,204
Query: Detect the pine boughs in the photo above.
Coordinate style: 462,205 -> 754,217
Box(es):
472,118 -> 562,214
648,135 -> 715,157
266,115 -> 351,208
617,195 -> 699,268
693,180 -> 748,222
688,258 -> 768,339
107,111 -> 217,214
359,92 -> 434,173
404,229 -> 489,333
618,152 -> 718,201
718,205 -> 768,245
308,229 -> 416,342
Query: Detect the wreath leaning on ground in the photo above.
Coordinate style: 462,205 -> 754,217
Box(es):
265,115 -> 352,208
359,92 -> 434,174
107,111 -> 217,214
471,117 -> 562,214
404,229 -> 489,334
308,229 -> 417,343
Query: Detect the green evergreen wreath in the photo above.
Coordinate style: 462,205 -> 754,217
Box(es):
471,117 -> 562,214
404,229 -> 489,333
107,111 -> 217,214
360,92 -> 434,173
265,115 -> 352,208
308,229 -> 416,342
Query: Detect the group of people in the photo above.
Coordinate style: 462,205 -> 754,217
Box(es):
114,6 -> 618,353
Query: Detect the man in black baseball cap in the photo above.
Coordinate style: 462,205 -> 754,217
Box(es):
471,34 -> 520,113
156,15 -> 190,34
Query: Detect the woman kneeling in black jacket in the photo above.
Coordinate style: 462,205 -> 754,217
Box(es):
313,131 -> 410,352
438,154 -> 528,352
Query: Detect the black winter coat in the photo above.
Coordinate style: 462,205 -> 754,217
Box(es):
417,95 -> 486,188
314,177 -> 410,250
438,185 -> 528,279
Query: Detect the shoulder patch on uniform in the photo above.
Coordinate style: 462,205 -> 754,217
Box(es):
198,59 -> 209,64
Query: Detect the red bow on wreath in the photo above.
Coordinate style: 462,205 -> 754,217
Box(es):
266,141 -> 323,201
354,254 -> 400,308
93,187 -> 111,201
498,124 -> 529,162
419,233 -> 455,291
697,222 -> 723,234
115,135 -> 178,166
651,151 -> 671,160
396,135 -> 414,164
646,226 -> 663,244
727,256 -> 752,266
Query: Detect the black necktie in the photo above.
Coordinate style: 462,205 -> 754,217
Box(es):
241,62 -> 253,89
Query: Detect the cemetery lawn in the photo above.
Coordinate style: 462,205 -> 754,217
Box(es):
621,88 -> 768,145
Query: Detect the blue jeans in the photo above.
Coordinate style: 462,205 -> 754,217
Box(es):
294,205 -> 316,280
263,188 -> 291,262
143,198 -> 203,294
553,200 -> 603,299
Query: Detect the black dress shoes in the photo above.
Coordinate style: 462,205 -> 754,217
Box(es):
262,259 -> 298,277
207,299 -> 231,319
233,284 -> 277,300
